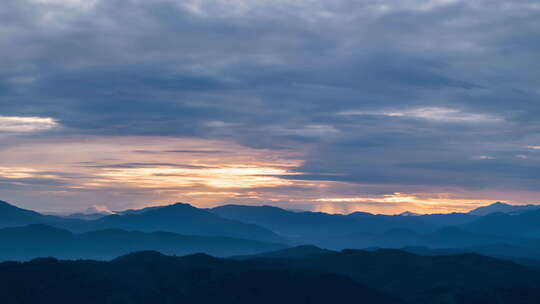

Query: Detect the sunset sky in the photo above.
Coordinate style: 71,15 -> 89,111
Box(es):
1,0 -> 539,214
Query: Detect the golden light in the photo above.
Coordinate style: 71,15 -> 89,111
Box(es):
94,165 -> 293,189
0,135 -> 532,214
313,192 -> 498,214
0,167 -> 59,179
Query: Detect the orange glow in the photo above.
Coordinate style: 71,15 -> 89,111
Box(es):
0,167 -> 61,180
94,165 -> 293,189
0,135 -> 534,214
312,192 -> 499,214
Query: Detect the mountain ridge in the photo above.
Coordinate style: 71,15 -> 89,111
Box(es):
0,224 -> 287,260
468,202 -> 540,216
3,249 -> 539,304
0,200 -> 285,243
0,250 -> 393,304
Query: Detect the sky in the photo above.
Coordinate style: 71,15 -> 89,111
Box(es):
0,0 -> 539,214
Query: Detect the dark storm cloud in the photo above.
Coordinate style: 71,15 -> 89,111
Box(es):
1,0 -> 540,192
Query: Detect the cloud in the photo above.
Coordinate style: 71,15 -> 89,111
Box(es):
81,162 -> 214,169
0,116 -> 58,132
0,0 -> 539,212
339,107 -> 502,123
83,205 -> 114,214
472,155 -> 497,160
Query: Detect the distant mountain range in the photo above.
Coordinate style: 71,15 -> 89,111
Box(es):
0,224 -> 286,260
0,200 -> 59,227
468,201 -> 540,216
2,199 -> 540,262
210,204 -> 477,241
210,203 -> 540,252
0,201 -> 283,243
465,209 -> 540,238
86,203 -> 284,243
2,248 -> 540,304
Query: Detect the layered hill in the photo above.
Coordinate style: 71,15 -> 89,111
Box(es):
0,251 -> 394,304
242,246 -> 540,304
0,201 -> 284,243
465,209 -> 540,238
3,200 -> 540,262
3,249 -> 540,304
468,202 -> 540,216
0,224 -> 286,260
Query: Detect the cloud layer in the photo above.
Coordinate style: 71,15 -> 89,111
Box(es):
1,0 -> 539,213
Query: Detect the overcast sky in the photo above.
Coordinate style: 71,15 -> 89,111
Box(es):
1,0 -> 539,214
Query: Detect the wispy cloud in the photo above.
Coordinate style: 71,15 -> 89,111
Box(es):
0,116 -> 58,132
339,107 -> 502,123
472,155 -> 497,160
1,0 -> 539,213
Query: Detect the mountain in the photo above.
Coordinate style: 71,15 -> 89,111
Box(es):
211,204 -> 363,238
51,206 -> 115,220
55,212 -> 109,220
398,211 -> 420,216
469,202 -> 540,216
4,200 -> 540,260
314,225 -> 517,251
0,251 -> 394,304
211,204 -> 481,248
3,249 -> 540,304
244,247 -> 540,304
0,200 -> 51,227
234,245 -> 334,260
0,201 -> 285,243
0,224 -> 287,260
115,205 -> 166,215
233,225 -> 540,262
465,209 -> 540,238
0,201 -> 94,229
211,204 -> 416,239
86,203 -> 285,243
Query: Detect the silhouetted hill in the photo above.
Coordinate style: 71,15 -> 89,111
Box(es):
87,203 -> 284,243
244,248 -> 540,304
399,246 -> 468,256
115,205 -> 166,215
211,204 -> 429,242
0,201 -> 285,243
211,204 -> 382,238
57,212 -> 109,220
0,201 -> 98,229
414,212 -> 478,226
211,204 -> 480,248
234,245 -> 334,259
399,245 -> 540,267
4,200 -> 540,262
465,209 -> 540,238
209,204 -> 540,259
3,249 -> 540,304
0,201 -> 52,227
469,202 -> 540,216
0,224 -> 286,260
0,251 -> 394,304
398,211 -> 420,216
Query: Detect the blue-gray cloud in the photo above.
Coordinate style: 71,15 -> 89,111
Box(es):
1,0 -> 540,195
